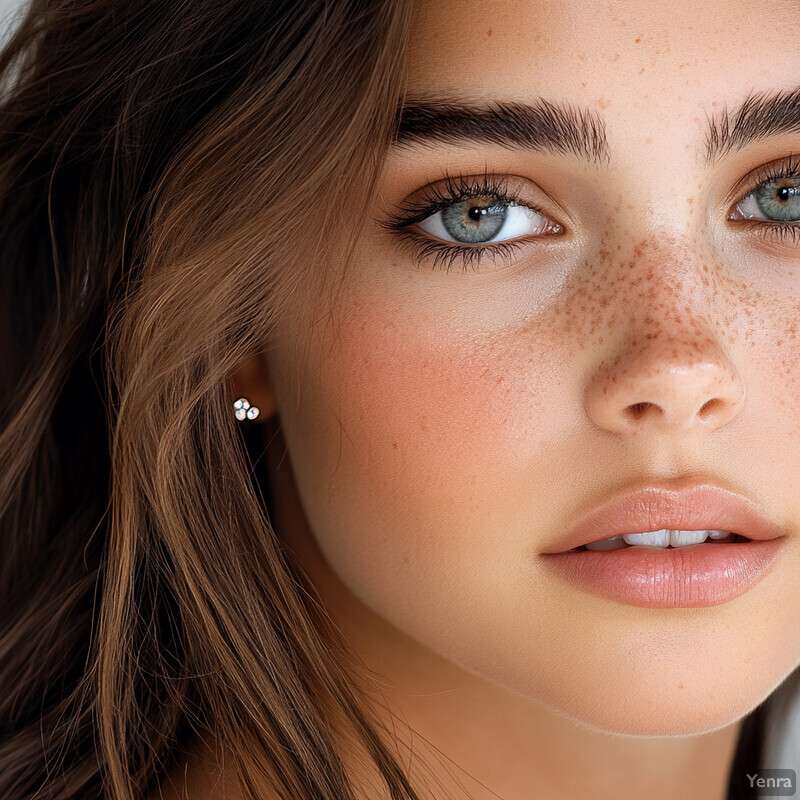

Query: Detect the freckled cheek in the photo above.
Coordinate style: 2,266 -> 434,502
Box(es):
758,322 -> 800,435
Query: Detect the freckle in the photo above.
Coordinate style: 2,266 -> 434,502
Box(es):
635,36 -> 641,43
486,28 -> 492,36
578,53 -> 586,61
612,53 -> 620,62
639,67 -> 645,75
392,441 -> 398,449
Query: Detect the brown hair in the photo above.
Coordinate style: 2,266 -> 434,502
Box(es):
0,2 -> 790,799
0,1 -> 424,798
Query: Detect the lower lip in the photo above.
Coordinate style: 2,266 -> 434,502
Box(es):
539,539 -> 786,608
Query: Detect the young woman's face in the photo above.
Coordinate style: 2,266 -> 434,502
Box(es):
249,0 -> 800,735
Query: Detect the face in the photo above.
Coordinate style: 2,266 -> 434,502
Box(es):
243,0 -> 800,736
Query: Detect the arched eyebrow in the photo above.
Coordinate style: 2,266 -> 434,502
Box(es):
704,87 -> 800,165
394,98 -> 610,164
395,90 -> 800,168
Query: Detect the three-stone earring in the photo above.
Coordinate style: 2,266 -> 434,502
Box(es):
233,397 -> 260,421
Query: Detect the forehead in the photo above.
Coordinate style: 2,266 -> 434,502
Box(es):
406,0 -> 800,154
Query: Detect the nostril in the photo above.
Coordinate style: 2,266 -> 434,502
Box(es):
698,397 -> 723,418
627,401 -> 655,420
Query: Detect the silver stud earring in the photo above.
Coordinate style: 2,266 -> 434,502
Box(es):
233,397 -> 260,421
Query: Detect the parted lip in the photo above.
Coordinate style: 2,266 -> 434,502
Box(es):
542,481 -> 788,554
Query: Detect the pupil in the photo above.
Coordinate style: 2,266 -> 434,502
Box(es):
779,187 -> 790,201
468,206 -> 486,221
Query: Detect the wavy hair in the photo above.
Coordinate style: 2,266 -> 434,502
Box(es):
0,1 -> 424,798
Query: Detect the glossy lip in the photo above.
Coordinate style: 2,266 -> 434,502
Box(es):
540,539 -> 785,607
542,481 -> 787,554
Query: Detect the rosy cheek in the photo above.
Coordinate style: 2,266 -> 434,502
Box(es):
319,295 -> 565,502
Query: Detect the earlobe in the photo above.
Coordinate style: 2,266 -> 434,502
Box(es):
229,352 -> 278,420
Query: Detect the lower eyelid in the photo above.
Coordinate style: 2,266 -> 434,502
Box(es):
395,230 -> 528,273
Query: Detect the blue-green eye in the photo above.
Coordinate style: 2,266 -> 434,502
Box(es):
735,177 -> 800,222
416,195 -> 557,244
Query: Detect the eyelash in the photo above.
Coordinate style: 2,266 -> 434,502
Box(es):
381,172 -> 541,274
381,159 -> 800,273
730,155 -> 800,246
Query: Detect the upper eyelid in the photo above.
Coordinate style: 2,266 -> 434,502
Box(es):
380,174 -> 559,232
724,154 -> 800,207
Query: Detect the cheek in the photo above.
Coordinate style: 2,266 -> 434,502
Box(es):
279,289 -> 567,629
325,292 -> 578,510
759,306 -> 800,435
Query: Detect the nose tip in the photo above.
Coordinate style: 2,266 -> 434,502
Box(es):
585,347 -> 745,435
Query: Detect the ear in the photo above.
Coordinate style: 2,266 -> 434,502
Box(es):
229,351 -> 278,420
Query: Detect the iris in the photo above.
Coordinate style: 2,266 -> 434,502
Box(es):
753,178 -> 800,221
440,196 -> 510,242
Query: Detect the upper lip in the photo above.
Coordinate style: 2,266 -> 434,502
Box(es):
544,480 -> 788,554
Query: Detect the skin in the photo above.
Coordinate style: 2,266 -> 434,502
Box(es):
159,1 -> 800,798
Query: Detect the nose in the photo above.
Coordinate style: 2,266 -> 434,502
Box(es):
584,297 -> 745,436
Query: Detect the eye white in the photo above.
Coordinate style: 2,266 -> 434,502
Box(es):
736,192 -> 769,219
416,203 -> 551,243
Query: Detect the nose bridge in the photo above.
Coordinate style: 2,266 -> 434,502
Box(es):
583,236 -> 745,434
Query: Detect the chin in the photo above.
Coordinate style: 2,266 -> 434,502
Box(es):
535,673 -> 767,737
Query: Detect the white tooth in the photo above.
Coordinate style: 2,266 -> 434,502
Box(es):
708,530 -> 734,539
670,529 -> 710,547
623,529 -> 670,547
585,535 -> 627,550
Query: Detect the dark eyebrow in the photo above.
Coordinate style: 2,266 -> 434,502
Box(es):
394,98 -> 610,164
704,87 -> 800,165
